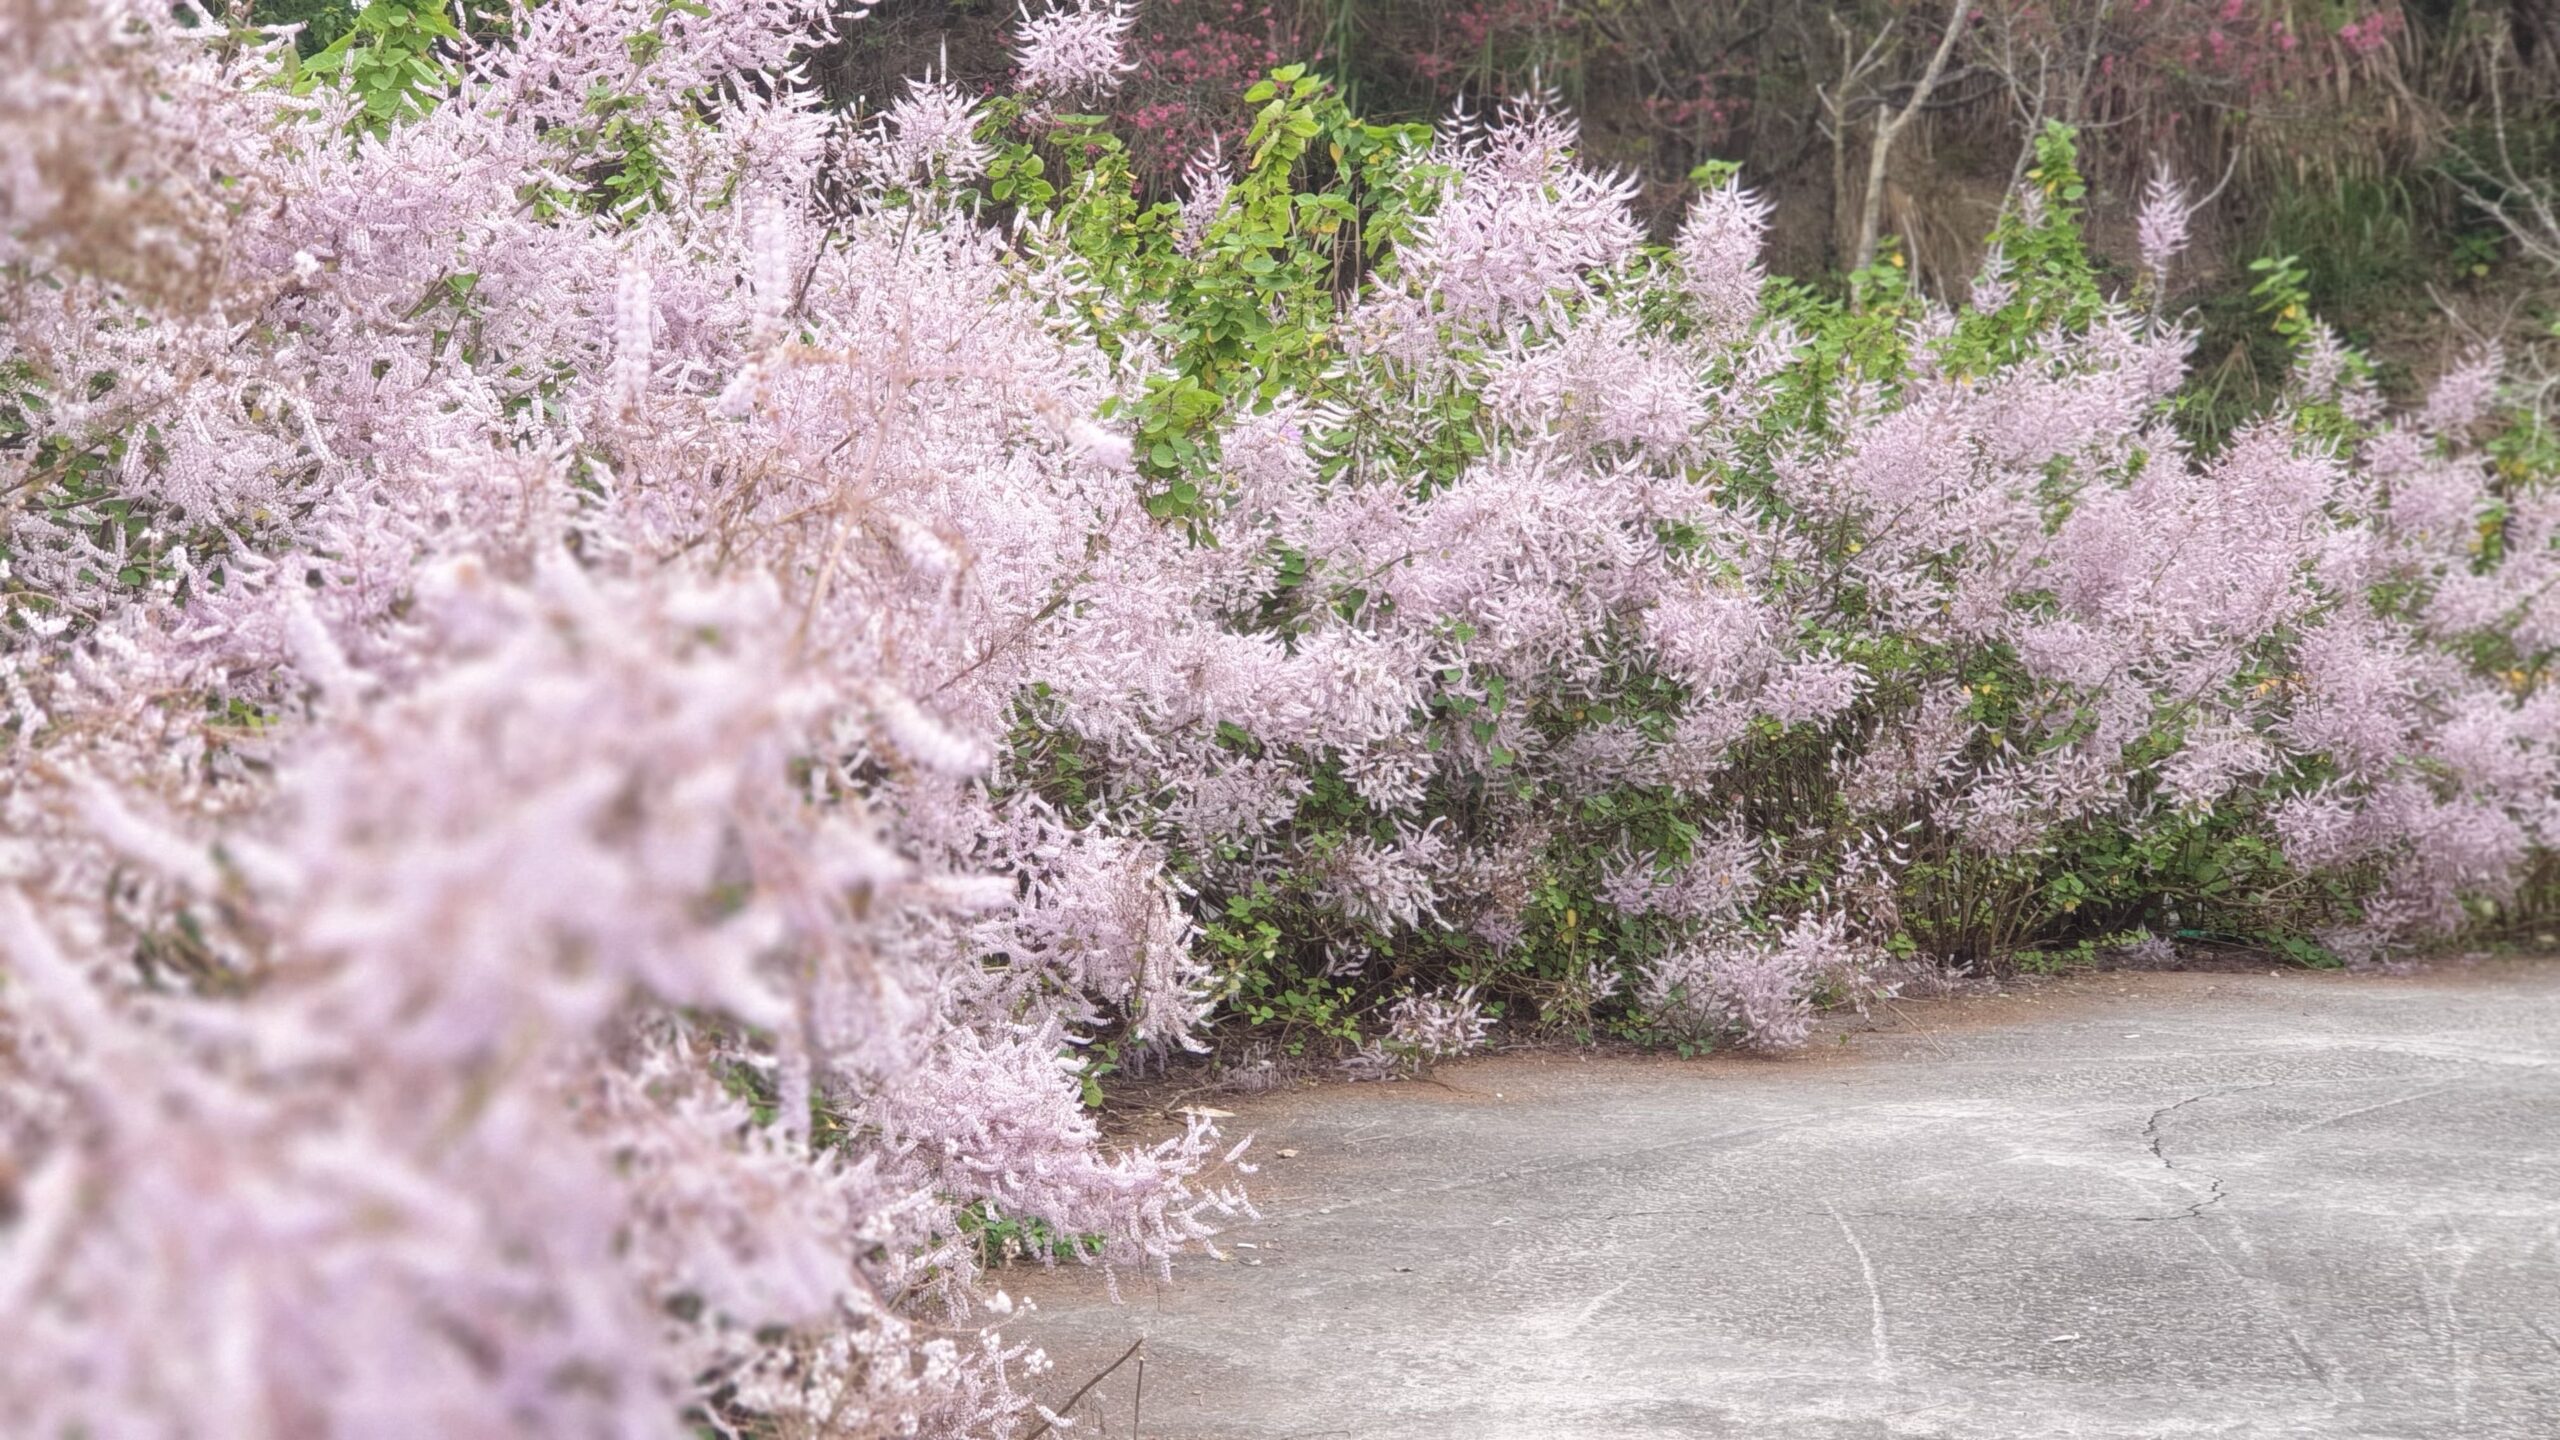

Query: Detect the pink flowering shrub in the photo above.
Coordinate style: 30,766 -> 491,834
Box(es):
1644,913 -> 1888,1052
1342,984 -> 1495,1078
0,2 -> 2552,1433
0,2 -> 1255,1433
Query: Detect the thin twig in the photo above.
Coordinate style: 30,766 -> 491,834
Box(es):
1025,1337 -> 1145,1439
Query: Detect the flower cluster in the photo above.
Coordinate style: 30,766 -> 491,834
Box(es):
1012,0 -> 1137,103
1343,984 -> 1495,1077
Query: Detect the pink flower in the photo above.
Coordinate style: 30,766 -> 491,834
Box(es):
1013,0 -> 1137,101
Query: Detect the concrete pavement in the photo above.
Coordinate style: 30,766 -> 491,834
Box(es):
1010,961 -> 2560,1438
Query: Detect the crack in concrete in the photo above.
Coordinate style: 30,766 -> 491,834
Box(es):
1825,1200 -> 1895,1385
2133,1082 -> 2277,1222
2286,1080 -> 2462,1136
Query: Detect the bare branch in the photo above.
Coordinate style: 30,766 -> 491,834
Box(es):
1855,0 -> 1976,274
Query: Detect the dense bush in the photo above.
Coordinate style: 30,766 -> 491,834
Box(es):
1,1 -> 2552,1434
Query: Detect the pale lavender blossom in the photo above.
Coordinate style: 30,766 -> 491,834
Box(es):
1675,177 -> 1774,338
608,263 -> 654,413
1361,96 -> 1642,344
747,197 -> 797,345
1600,827 -> 1760,924
2419,344 -> 2503,437
2159,723 -> 2274,814
1643,913 -> 1881,1051
1012,0 -> 1137,101
1968,244 -> 2016,311
1392,986 -> 1492,1059
1760,652 -> 1868,727
1343,986 -> 1492,1078
872,75 -> 994,185
2136,164 -> 2193,287
1176,138 -> 1232,254
1068,416 -> 1136,470
1322,823 -> 1449,932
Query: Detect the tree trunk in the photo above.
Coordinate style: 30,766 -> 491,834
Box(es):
1852,0 -> 1974,274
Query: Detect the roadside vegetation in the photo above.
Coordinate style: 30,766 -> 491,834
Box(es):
1,2 -> 2553,1434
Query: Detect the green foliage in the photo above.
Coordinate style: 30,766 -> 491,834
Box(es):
955,1201 -> 1105,1268
2248,252 -> 2316,350
550,85 -> 677,216
2258,175 -> 2422,328
985,65 -> 1436,530
251,0 -> 361,56
293,0 -> 463,129
2182,151 -> 2525,451
1949,123 -> 2103,370
1132,74 -> 1431,520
